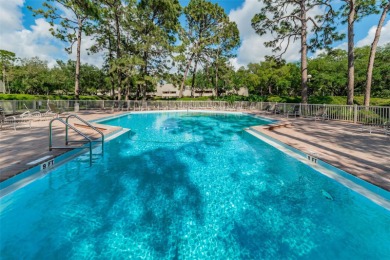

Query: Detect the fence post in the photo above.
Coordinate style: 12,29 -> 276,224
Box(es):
12,100 -> 16,114
353,104 -> 358,124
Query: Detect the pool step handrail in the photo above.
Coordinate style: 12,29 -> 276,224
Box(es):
49,117 -> 96,165
65,114 -> 104,154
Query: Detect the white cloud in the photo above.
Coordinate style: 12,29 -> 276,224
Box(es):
69,34 -> 105,68
0,0 -> 24,33
356,20 -> 390,47
0,17 -> 64,68
0,1 -> 103,68
229,0 -> 327,69
331,20 -> 390,52
334,42 -> 348,51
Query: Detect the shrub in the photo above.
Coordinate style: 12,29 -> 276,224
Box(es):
358,109 -> 384,124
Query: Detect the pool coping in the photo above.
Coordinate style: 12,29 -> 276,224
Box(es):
246,127 -> 390,210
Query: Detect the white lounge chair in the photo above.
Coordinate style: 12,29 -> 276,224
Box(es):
47,103 -> 69,117
0,112 -> 32,131
286,105 -> 301,118
314,107 -> 328,121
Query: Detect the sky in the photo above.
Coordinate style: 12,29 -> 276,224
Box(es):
0,0 -> 389,70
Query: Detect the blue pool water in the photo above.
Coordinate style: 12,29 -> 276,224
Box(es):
1,112 -> 389,259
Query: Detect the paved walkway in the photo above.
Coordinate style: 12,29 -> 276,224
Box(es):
250,113 -> 390,191
1,110 -> 389,192
0,111 -> 125,181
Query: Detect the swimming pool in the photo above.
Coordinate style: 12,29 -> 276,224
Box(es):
1,112 -> 389,259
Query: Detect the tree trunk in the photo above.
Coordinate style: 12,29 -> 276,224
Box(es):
125,84 -> 130,101
114,12 -> 122,101
75,20 -> 82,100
179,53 -> 195,98
2,66 -> 5,85
2,65 -> 6,93
205,63 -> 211,90
108,38 -> 115,98
142,84 -> 147,100
136,85 -> 140,100
347,0 -> 356,105
142,53 -> 148,101
300,4 -> 308,104
300,53 -> 308,103
301,1 -> 308,104
191,59 -> 198,98
215,61 -> 219,97
364,2 -> 389,107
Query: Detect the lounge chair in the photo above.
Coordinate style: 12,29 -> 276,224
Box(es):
0,112 -> 32,131
47,103 -> 68,117
20,110 -> 46,120
260,104 -> 273,113
314,107 -> 328,121
263,104 -> 280,114
286,105 -> 301,118
21,102 -> 55,120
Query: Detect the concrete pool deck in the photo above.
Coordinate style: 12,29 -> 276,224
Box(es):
249,113 -> 390,191
0,111 -> 126,181
1,110 -> 389,192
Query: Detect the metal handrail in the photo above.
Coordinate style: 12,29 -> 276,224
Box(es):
65,114 -> 104,154
49,117 -> 93,165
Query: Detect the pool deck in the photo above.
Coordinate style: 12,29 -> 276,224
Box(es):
1,109 -> 389,192
249,112 -> 390,191
0,111 -> 126,182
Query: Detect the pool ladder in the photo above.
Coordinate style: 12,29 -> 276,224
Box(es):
49,114 -> 104,165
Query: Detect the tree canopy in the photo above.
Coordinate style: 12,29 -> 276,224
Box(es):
0,0 -> 388,104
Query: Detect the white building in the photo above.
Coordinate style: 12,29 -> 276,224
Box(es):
155,83 -> 248,98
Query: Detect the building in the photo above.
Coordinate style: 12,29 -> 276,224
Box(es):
155,83 -> 248,98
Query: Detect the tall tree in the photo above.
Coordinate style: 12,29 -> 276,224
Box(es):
178,0 -> 236,98
211,21 -> 240,96
89,1 -> 121,98
28,0 -> 98,100
0,50 -> 16,93
340,0 -> 377,104
128,0 -> 181,99
364,0 -> 390,106
308,49 -> 348,96
97,0 -> 127,100
252,0 -> 342,103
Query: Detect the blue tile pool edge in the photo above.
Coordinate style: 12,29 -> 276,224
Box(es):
246,127 -> 390,210
91,112 -> 132,123
0,128 -> 131,198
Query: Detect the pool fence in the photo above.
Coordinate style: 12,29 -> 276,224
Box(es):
1,100 -> 389,126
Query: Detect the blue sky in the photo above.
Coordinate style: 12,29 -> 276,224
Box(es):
1,0 -> 389,69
